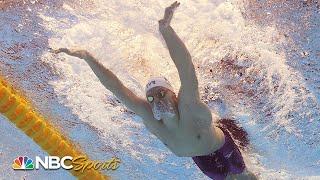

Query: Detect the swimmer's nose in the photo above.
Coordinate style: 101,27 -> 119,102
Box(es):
154,99 -> 161,105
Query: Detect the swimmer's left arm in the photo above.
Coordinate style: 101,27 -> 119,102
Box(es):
159,2 -> 200,104
159,2 -> 213,122
52,48 -> 154,119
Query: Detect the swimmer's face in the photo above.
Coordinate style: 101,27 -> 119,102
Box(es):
146,86 -> 178,120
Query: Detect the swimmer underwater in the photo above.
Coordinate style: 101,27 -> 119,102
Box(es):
53,2 -> 257,179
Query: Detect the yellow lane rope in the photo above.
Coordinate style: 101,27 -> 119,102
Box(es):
0,76 -> 109,180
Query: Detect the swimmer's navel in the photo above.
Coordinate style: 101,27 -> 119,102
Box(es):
197,134 -> 201,139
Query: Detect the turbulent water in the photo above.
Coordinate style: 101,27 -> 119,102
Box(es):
0,0 -> 319,179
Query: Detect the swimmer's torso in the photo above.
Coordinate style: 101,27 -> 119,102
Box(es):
143,100 -> 225,157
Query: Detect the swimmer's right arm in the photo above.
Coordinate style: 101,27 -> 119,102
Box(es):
52,48 -> 154,119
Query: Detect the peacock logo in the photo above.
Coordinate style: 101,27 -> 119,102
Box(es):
12,156 -> 34,170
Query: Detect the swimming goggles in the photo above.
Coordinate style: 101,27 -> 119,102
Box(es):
147,89 -> 167,103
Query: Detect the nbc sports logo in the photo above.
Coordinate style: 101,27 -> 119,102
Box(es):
12,156 -> 34,170
11,155 -> 120,171
12,156 -> 72,170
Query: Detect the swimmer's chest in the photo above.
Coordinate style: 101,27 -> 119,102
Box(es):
147,115 -> 214,156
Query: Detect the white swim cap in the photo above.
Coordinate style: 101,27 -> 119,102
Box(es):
145,77 -> 174,94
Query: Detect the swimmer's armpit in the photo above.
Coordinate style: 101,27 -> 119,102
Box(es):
53,48 -> 154,120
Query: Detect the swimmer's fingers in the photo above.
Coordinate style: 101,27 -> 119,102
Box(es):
164,1 -> 180,18
159,1 -> 180,31
171,1 -> 180,8
50,48 -> 70,54
168,1 -> 180,9
52,48 -> 91,60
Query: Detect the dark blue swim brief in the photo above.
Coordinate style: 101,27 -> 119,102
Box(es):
192,127 -> 245,180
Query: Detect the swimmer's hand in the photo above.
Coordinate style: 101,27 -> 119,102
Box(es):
159,1 -> 180,32
50,48 -> 71,54
51,48 -> 91,60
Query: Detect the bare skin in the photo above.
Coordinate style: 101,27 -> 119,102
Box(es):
53,1 -> 257,179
